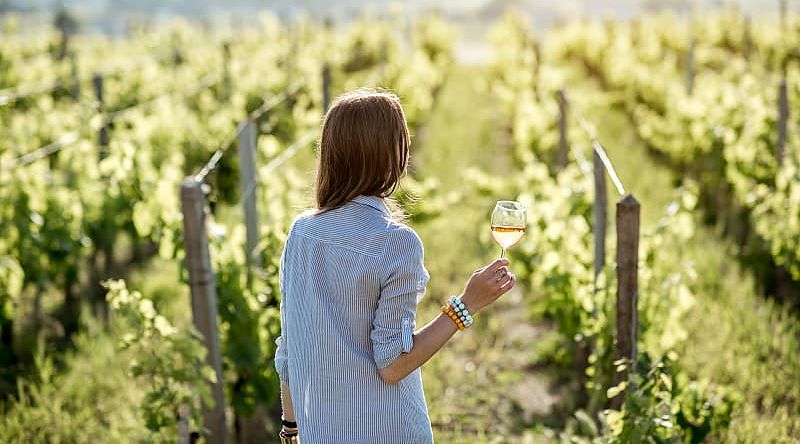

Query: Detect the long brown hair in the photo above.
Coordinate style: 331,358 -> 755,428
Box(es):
315,88 -> 410,213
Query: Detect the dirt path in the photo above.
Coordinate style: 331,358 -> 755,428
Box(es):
411,65 -> 562,442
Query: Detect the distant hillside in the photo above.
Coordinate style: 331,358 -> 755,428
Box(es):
4,0 -> 785,18
1,0 -> 789,35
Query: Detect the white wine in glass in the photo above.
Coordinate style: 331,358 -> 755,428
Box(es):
491,200 -> 527,258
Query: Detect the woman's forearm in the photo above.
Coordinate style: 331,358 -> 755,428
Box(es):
378,258 -> 515,385
280,383 -> 296,421
377,312 -> 458,384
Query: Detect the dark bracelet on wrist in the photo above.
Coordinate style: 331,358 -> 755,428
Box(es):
282,418 -> 298,429
279,429 -> 299,443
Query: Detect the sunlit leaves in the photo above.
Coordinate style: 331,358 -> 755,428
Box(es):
558,12 -> 799,286
105,279 -> 212,439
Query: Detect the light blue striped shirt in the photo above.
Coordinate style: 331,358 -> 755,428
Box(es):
274,195 -> 434,443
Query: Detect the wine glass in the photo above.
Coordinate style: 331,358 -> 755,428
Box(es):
491,200 -> 527,258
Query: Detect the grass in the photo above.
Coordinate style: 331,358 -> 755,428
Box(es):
574,73 -> 800,441
1,313 -> 149,443
411,64 -> 565,442
1,255 -> 206,443
684,232 -> 800,441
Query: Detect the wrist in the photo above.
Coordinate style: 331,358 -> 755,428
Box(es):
440,295 -> 476,332
279,428 -> 299,443
459,291 -> 483,314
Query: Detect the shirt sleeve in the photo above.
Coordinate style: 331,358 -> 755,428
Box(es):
370,226 -> 430,369
274,227 -> 291,385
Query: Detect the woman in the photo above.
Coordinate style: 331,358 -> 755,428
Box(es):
274,89 -> 516,443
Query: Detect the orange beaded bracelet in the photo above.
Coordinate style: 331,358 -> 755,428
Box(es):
441,304 -> 465,331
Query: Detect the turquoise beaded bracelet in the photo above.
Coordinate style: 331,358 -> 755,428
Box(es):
448,295 -> 474,328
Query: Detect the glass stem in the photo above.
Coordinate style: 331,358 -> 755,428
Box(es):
500,248 -> 506,259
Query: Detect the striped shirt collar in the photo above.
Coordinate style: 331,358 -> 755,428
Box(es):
352,195 -> 391,216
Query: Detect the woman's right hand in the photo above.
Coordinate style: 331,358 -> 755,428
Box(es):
459,258 -> 515,314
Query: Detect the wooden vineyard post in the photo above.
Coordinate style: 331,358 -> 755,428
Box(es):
582,145 -> 608,412
593,149 -> 607,281
237,119 -> 260,278
686,37 -> 696,96
92,73 -> 109,160
180,179 -> 227,444
222,42 -> 232,101
780,0 -> 788,37
177,405 -> 190,444
532,39 -> 542,101
54,8 -> 74,61
322,63 -> 331,112
322,18 -> 334,110
173,45 -> 185,67
743,15 -> 752,61
778,76 -> 788,166
58,22 -> 69,61
556,89 -> 569,171
611,194 -> 640,410
70,53 -> 80,101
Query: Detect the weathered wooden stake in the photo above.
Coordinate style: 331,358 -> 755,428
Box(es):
222,42 -> 232,101
556,89 -> 569,170
237,119 -> 260,275
778,77 -> 789,166
780,0 -> 788,36
611,194 -> 640,410
322,63 -> 331,112
743,15 -> 752,61
92,73 -> 109,159
180,179 -> 227,444
593,150 -> 607,281
59,30 -> 69,61
173,45 -> 185,67
55,9 -> 72,61
532,40 -> 542,101
70,53 -> 80,101
92,73 -> 104,109
686,38 -> 696,96
177,406 -> 190,444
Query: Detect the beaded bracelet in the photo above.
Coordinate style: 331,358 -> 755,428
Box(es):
447,295 -> 474,328
441,304 -> 465,330
441,295 -> 475,331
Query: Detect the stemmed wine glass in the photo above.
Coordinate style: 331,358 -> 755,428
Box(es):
490,200 -> 527,258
